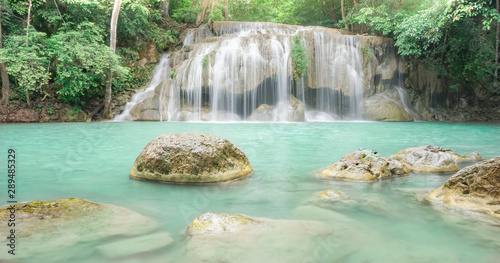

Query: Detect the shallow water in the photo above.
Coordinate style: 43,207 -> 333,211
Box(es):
1,121 -> 500,262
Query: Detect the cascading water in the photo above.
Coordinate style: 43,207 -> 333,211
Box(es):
115,22 -> 416,122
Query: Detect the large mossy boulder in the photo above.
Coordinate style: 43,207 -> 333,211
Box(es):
322,148 -> 410,181
392,145 -> 482,173
362,95 -> 413,122
0,198 -> 158,260
427,157 -> 500,220
130,133 -> 253,183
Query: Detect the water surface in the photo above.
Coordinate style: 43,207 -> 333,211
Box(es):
1,121 -> 499,262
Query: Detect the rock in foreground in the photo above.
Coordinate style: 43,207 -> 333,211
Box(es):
186,211 -> 335,262
188,212 -> 258,235
0,198 -> 158,260
322,149 -> 410,180
427,157 -> 500,220
392,145 -> 481,173
130,133 -> 253,183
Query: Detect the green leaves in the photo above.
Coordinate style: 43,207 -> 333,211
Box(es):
47,22 -> 129,105
291,34 -> 308,81
0,22 -> 129,106
0,31 -> 50,94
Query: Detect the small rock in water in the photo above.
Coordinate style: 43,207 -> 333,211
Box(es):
318,190 -> 348,201
130,133 -> 253,183
188,212 -> 258,235
392,145 -> 482,173
427,157 -> 500,220
322,148 -> 410,181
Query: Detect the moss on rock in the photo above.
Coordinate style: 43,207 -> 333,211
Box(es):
130,133 -> 253,183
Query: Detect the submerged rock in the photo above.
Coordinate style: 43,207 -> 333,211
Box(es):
392,145 -> 482,173
362,95 -> 413,122
188,212 -> 258,235
427,157 -> 500,220
0,198 -> 158,260
186,211 -> 335,262
97,232 -> 173,258
318,190 -> 349,201
322,148 -> 410,180
130,133 -> 253,183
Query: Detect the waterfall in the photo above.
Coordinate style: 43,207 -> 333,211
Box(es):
115,55 -> 173,121
116,22 -> 415,122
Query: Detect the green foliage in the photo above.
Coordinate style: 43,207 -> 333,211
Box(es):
201,56 -> 208,68
171,0 -> 198,23
0,31 -> 50,96
47,22 -> 129,105
150,28 -> 178,51
361,46 -> 371,64
170,71 -> 177,79
350,0 -> 499,92
290,35 -> 308,81
393,3 -> 447,58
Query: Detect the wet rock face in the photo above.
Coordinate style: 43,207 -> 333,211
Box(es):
248,104 -> 275,121
248,95 -> 305,121
322,148 -> 410,181
362,95 -> 413,122
427,157 -> 500,220
130,133 -> 253,183
392,145 -> 482,173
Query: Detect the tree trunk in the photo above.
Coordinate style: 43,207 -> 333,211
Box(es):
160,0 -> 171,20
329,0 -> 337,23
103,0 -> 122,119
196,0 -> 211,25
224,0 -> 228,20
341,0 -> 348,31
25,0 -> 32,108
495,0 -> 499,87
0,2 -> 12,104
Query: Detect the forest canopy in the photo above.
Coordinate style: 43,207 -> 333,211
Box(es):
0,0 -> 499,113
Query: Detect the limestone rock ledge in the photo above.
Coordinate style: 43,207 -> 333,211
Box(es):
427,157 -> 500,220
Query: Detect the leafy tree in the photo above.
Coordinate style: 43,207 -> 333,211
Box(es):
48,22 -> 128,105
0,31 -> 50,106
1,1 -> 12,104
